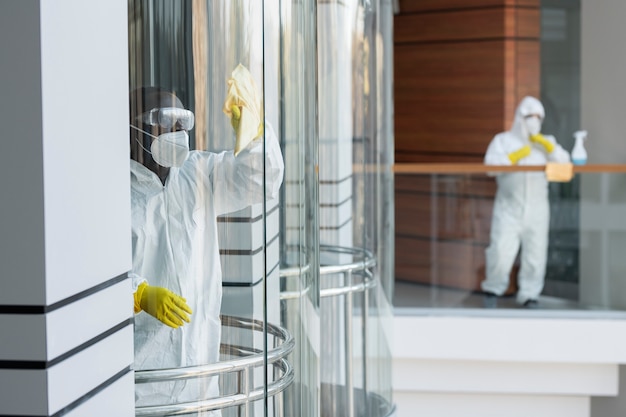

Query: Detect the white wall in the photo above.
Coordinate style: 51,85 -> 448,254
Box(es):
393,315 -> 626,417
40,0 -> 132,303
0,1 -> 133,416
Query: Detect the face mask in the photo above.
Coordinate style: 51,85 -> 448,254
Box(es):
131,125 -> 190,168
150,131 -> 190,167
524,116 -> 542,136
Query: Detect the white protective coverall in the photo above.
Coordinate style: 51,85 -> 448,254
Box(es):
131,123 -> 284,412
481,96 -> 570,304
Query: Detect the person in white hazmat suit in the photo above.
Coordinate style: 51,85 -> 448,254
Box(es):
129,75 -> 284,413
481,96 -> 570,308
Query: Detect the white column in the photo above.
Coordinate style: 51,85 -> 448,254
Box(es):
0,1 -> 133,416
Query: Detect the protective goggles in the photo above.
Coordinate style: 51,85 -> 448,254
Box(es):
137,107 -> 195,130
523,114 -> 543,121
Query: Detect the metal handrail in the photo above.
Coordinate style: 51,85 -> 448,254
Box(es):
393,162 -> 626,174
279,246 -> 381,417
320,270 -> 376,298
320,249 -> 376,276
279,285 -> 311,300
278,263 -> 311,278
135,359 -> 293,416
135,315 -> 295,416
279,245 -> 377,300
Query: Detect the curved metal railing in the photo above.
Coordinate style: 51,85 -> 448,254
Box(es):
280,245 -> 377,300
280,245 -> 379,417
319,245 -> 377,298
135,315 -> 295,416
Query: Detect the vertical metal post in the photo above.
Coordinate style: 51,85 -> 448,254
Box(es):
273,335 -> 284,417
238,367 -> 250,417
362,268 -> 369,400
344,270 -> 355,417
430,174 -> 439,305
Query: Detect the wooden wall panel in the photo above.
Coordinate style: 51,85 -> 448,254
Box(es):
394,7 -> 540,160
396,237 -> 486,290
396,232 -> 519,293
396,194 -> 493,244
396,181 -> 494,244
395,9 -> 507,43
395,174 -> 497,198
395,174 -> 500,291
395,41 -> 506,159
398,0 -> 539,14
509,7 -> 540,38
516,40 -> 541,97
395,6 -> 540,44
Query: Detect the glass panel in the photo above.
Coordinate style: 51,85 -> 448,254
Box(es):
318,0 -> 394,416
540,0 -> 582,302
351,0 -> 394,414
278,1 -> 321,417
394,168 -> 626,316
128,1 -> 312,416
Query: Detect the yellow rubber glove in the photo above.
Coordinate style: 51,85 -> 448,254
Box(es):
133,282 -> 192,328
223,64 -> 264,156
230,104 -> 241,132
530,133 -> 555,153
508,144 -> 532,165
229,105 -> 263,144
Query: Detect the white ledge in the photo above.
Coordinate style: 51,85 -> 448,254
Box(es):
394,314 -> 626,364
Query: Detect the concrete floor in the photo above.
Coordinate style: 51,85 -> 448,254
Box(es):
392,280 -> 626,319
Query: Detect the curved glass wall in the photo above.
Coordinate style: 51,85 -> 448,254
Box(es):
277,0 -> 321,417
317,0 -> 395,416
128,0 -> 394,416
128,1 -> 318,416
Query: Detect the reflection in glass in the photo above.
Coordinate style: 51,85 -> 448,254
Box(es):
128,0 -> 394,416
317,0 -> 394,416
278,2 -> 321,417
128,1 -> 305,417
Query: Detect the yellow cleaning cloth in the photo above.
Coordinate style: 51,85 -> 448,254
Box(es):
223,64 -> 263,156
545,162 -> 574,182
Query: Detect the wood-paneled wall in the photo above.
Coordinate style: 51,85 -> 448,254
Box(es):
394,0 -> 540,292
396,173 -> 519,293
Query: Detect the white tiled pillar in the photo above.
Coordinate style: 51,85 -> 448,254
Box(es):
0,1 -> 133,416
219,200 -> 281,417
219,199 -> 281,324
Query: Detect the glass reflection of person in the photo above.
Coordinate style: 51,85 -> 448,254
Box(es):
129,86 -> 284,411
481,96 -> 570,309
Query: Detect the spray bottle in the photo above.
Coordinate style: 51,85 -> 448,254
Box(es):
572,130 -> 588,165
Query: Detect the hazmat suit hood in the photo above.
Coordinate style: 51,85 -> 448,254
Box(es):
510,96 -> 545,140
